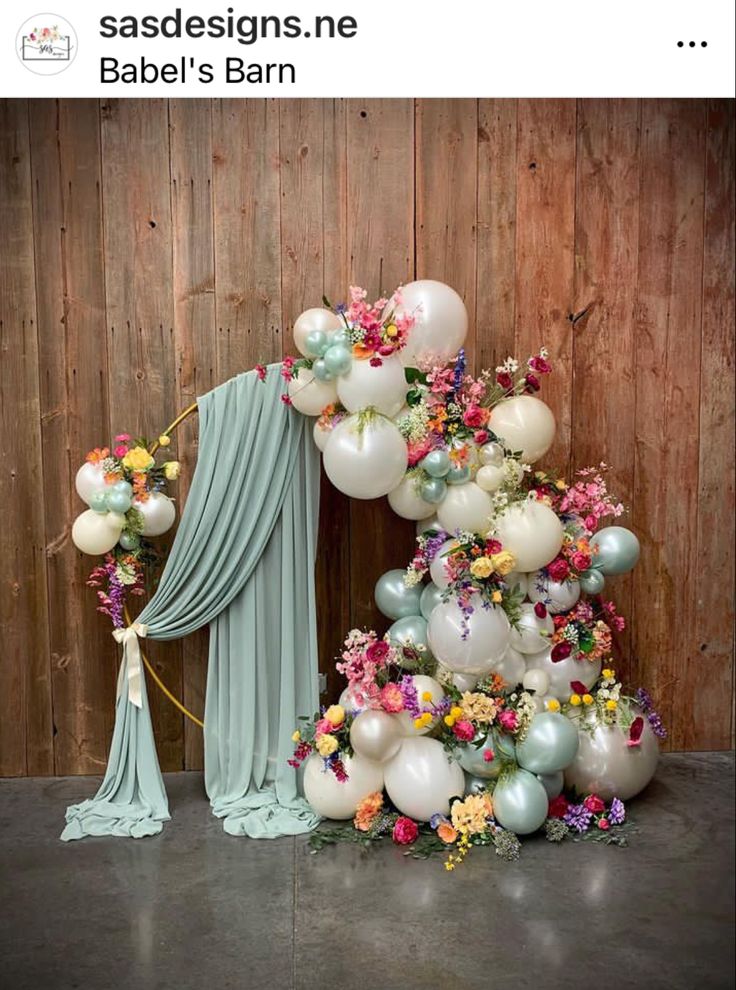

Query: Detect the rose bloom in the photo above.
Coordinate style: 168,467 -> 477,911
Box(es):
354,791 -> 383,832
437,821 -> 458,844
379,682 -> 404,713
324,704 -> 345,727
474,430 -> 489,445
490,550 -> 516,576
597,818 -> 610,831
314,717 -> 334,737
547,557 -> 570,582
316,734 -> 338,757
365,640 -> 390,665
583,794 -> 606,813
452,720 -> 476,742
548,795 -> 569,819
392,816 -> 419,845
470,556 -> 493,579
571,551 -> 592,572
462,404 -> 489,429
497,709 -> 518,731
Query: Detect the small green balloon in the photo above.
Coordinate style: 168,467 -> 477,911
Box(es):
420,476 -> 447,504
446,464 -> 471,485
330,328 -> 352,348
579,568 -> 606,594
419,582 -> 444,620
387,615 -> 433,666
421,450 -> 451,478
312,358 -> 333,382
492,768 -> 549,835
323,343 -> 352,376
590,526 -> 641,576
119,530 -> 140,551
88,489 -> 109,513
107,490 -> 132,514
374,569 -> 422,621
113,480 -> 133,498
305,329 -> 329,357
515,712 -> 580,774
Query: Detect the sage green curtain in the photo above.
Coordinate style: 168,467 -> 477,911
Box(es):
62,366 -> 321,841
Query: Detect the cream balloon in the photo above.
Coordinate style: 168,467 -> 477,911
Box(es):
488,395 -> 556,463
492,499 -> 564,572
523,668 -> 551,695
452,672 -> 479,692
503,571 -> 529,598
337,352 -> 407,417
416,515 -> 443,538
292,307 -> 343,358
323,413 -> 407,499
427,595 -> 511,675
486,644 -> 526,686
436,482 -> 493,536
75,461 -> 107,505
391,280 -> 468,369
383,736 -> 465,821
393,675 -> 445,736
71,509 -> 124,555
303,753 -> 384,820
527,570 -> 581,614
313,419 -> 332,452
133,492 -> 176,537
388,474 -> 437,521
475,464 -> 505,493
509,603 -> 555,654
564,707 -> 659,801
428,538 -> 458,590
287,367 -> 339,417
524,647 -> 602,702
350,710 -> 403,763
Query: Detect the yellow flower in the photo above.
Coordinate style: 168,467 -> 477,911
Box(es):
385,323 -> 398,338
470,556 -> 493,579
413,718 -> 425,730
602,668 -> 615,680
420,712 -> 433,726
316,734 -> 338,756
605,699 -> 618,711
450,706 -> 463,719
422,691 -> 433,702
582,694 -> 594,705
491,590 -> 503,604
546,698 -> 561,712
163,460 -> 181,480
324,704 -> 345,726
570,693 -> 582,706
490,550 -> 516,576
451,793 -> 493,836
158,434 -> 171,447
555,479 -> 567,490
291,730 -> 301,742
444,715 -> 456,727
122,446 -> 154,472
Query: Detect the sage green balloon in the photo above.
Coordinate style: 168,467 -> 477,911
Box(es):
374,569 -> 422,620
420,581 -> 444,620
88,489 -> 109,513
579,568 -> 606,594
515,711 -> 580,774
112,480 -> 133,499
311,358 -> 334,382
331,328 -> 352,348
107,490 -> 132,514
492,768 -> 549,834
420,449 -> 451,478
536,769 -> 564,799
323,343 -> 352,376
458,727 -> 517,779
420,476 -> 448,504
388,615 -> 433,663
464,772 -> 491,796
446,464 -> 471,485
590,525 -> 640,576
119,530 -> 140,551
305,329 -> 329,357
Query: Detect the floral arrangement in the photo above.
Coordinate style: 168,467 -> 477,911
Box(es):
289,704 -> 354,781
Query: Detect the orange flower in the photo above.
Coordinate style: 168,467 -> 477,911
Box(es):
352,342 -> 375,360
104,470 -> 123,484
449,443 -> 470,465
354,791 -> 384,832
86,447 -> 109,464
437,822 -> 458,844
132,472 -> 149,502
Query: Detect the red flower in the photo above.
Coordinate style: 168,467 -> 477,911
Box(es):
255,363 -> 267,381
571,551 -> 592,572
551,642 -> 572,663
392,816 -> 419,845
529,355 -> 552,374
583,794 -> 605,813
524,373 -> 540,392
533,602 -> 548,619
548,795 -> 569,819
453,720 -> 475,742
547,557 -> 570,582
474,430 -> 489,445
497,709 -> 518,731
482,748 -> 495,763
496,371 -> 512,390
570,680 -> 589,695
485,538 -> 502,554
365,640 -> 390,665
597,818 -> 610,831
369,356 -> 383,367
280,394 -> 293,406
462,404 -> 489,429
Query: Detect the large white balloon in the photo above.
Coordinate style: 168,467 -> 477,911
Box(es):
509,603 -> 555,654
503,571 -> 529,598
323,413 -> 408,499
71,509 -> 124,555
393,674 -> 445,736
416,515 -> 443,537
488,644 -> 526,686
75,462 -> 107,505
428,596 -> 511,675
527,570 -> 581,614
392,280 -> 468,369
350,710 -> 403,763
292,307 -> 343,358
313,418 -> 333,452
133,492 -> 176,537
428,538 -> 458,590
384,737 -> 464,821
488,395 -> 556,463
564,708 -> 659,801
436,482 -> 493,535
303,753 -> 384,820
337,352 -> 407,417
287,367 -> 339,417
524,647 -> 602,702
388,474 -> 436,521
493,499 -> 564,572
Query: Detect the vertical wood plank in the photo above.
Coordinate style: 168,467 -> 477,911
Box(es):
684,100 -> 735,750
415,99 -> 478,371
30,99 -> 114,775
0,100 -> 53,776
515,100 -> 577,470
169,98 -> 217,769
346,99 -> 416,633
631,101 -> 706,750
572,99 -> 640,674
101,98 -> 183,771
476,99 -> 518,373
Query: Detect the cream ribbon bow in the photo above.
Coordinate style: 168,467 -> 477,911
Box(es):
113,622 -> 149,709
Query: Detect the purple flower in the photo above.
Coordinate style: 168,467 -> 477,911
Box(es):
635,686 -> 668,739
564,803 -> 593,833
399,674 -> 421,720
424,531 -> 449,562
609,797 -> 626,826
451,348 -> 466,394
430,813 -> 447,830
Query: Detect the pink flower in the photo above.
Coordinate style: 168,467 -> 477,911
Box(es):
314,718 -> 333,737
571,551 -> 592,572
114,445 -> 128,458
474,430 -> 489,445
392,816 -> 419,845
114,433 -> 131,443
584,514 -> 598,533
529,355 -> 552,374
366,640 -> 390,665
497,710 -> 518,731
597,818 -> 610,831
453,720 -> 475,742
524,373 -> 540,392
255,364 -> 267,381
497,371 -> 512,390
462,404 -> 489,429
281,394 -> 293,406
407,437 -> 433,467
547,557 -> 570,582
380,683 -> 404,713
584,794 -> 606,813
369,356 -> 383,367
482,749 -> 495,763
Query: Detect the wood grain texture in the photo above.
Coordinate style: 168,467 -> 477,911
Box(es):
2,98 -> 733,773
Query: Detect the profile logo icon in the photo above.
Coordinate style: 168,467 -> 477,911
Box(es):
16,13 -> 77,74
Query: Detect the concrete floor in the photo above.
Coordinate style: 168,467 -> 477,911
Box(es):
0,753 -> 733,990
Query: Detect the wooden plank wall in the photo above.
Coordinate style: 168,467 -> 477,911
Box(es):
1,98 -> 733,775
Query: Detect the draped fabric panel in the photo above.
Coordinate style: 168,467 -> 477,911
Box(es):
62,366 -> 321,841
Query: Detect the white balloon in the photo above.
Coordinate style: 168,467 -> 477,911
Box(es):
293,307 -> 343,358
436,482 -> 493,535
524,647 -> 602,702
489,395 -> 556,463
71,509 -> 124,555
503,571 -> 529,598
428,595 -> 511,675
416,515 -> 443,537
509,602 -> 555,654
527,570 -> 581,614
287,367 -> 339,417
350,710 -> 403,763
313,419 -> 332,452
452,672 -> 479,692
133,492 -> 176,537
393,675 -> 445,736
75,462 -> 107,505
428,538 -> 458,590
303,753 -> 384,820
475,464 -> 505,493
564,708 -> 659,802
493,499 -> 564,572
523,668 -> 551,694
488,644 -> 526,685
384,736 -> 464,821
390,280 -> 468,369
388,474 -> 436,521
337,352 -> 407,417
323,413 -> 407,499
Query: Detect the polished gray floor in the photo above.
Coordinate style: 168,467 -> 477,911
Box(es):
0,753 -> 733,990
